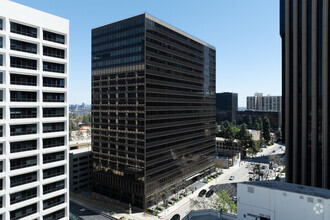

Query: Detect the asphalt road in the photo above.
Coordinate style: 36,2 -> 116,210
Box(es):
70,201 -> 111,220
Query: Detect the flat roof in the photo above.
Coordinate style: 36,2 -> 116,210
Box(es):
70,147 -> 91,154
240,181 -> 330,199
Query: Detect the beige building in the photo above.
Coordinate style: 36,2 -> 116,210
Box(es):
247,93 -> 281,112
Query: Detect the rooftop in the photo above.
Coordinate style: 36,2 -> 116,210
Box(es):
240,181 -> 330,199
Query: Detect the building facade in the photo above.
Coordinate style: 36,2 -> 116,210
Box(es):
280,0 -> 330,189
216,92 -> 237,124
247,93 -> 281,112
0,0 -> 69,219
91,14 -> 216,209
237,181 -> 330,220
69,140 -> 92,192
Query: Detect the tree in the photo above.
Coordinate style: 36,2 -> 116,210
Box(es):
262,117 -> 271,143
237,124 -> 250,149
216,122 -> 220,134
275,129 -> 282,141
247,116 -> 253,129
253,118 -> 260,130
269,154 -> 283,166
214,190 -> 237,214
247,140 -> 259,157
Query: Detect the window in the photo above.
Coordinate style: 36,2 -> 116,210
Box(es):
10,39 -> 37,54
10,140 -> 37,153
10,124 -> 37,136
10,56 -> 37,70
43,136 -> 65,148
11,91 -> 37,102
43,209 -> 65,220
0,72 -> 3,84
43,92 -> 64,102
43,166 -> 65,179
10,73 -> 37,86
10,108 -> 37,119
10,156 -> 37,170
0,161 -> 2,172
43,180 -> 65,194
0,126 -> 2,137
0,36 -> 3,48
43,122 -> 65,133
10,203 -> 37,220
0,108 -> 2,119
0,54 -> 3,66
10,172 -> 37,187
10,187 -> 37,204
10,22 -> 37,38
43,61 -> 65,73
0,19 -> 2,30
43,194 -> 65,210
0,143 -> 2,155
43,46 -> 65,59
43,77 -> 65,88
43,151 -> 65,164
43,108 -> 65,117
43,30 -> 65,44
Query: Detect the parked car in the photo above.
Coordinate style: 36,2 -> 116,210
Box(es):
170,214 -> 180,220
205,189 -> 214,197
229,176 -> 235,180
198,189 -> 207,197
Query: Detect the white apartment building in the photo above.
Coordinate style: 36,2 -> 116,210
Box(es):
237,181 -> 330,220
247,93 -> 281,112
0,0 -> 69,219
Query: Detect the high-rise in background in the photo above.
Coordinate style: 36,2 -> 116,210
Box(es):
281,0 -> 330,189
91,13 -> 216,209
216,92 -> 238,124
0,0 -> 69,219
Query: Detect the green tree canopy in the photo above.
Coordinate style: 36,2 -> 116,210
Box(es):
214,190 -> 237,214
262,117 -> 271,143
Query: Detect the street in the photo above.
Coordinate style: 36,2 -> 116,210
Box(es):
70,143 -> 285,220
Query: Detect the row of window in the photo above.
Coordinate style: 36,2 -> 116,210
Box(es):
10,122 -> 65,136
10,152 -> 65,170
10,202 -> 65,220
10,107 -> 65,118
8,91 -> 65,102
10,73 -> 65,87
10,56 -> 66,73
9,21 -> 65,44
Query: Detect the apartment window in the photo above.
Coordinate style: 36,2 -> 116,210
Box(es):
10,203 -> 37,220
43,151 -> 65,164
0,19 -> 2,30
0,126 -> 2,137
43,61 -> 65,73
43,108 -> 65,117
43,166 -> 65,179
11,91 -> 37,102
43,77 -> 65,88
43,136 -> 65,148
43,209 -> 65,220
10,108 -> 37,119
10,22 -> 37,38
43,30 -> 65,44
0,143 -> 2,155
10,172 -> 37,187
43,46 -> 65,59
10,124 -> 37,136
43,92 -> 64,102
10,56 -> 37,70
43,122 -> 64,133
10,139 -> 37,153
43,180 -> 65,194
43,194 -> 65,210
0,179 -> 2,190
0,72 -> 3,84
10,187 -> 37,204
10,39 -> 37,54
0,54 -> 3,66
0,90 -> 2,101
10,156 -> 37,170
0,108 -> 2,119
0,36 -> 3,48
11,73 -> 37,86
0,161 -> 2,172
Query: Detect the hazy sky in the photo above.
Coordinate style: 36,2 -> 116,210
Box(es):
13,0 -> 281,107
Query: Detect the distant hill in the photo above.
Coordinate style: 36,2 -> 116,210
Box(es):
238,107 -> 247,111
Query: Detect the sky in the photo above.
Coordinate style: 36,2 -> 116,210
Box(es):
13,0 -> 282,107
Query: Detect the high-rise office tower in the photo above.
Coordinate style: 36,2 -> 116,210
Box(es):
92,14 -> 216,209
216,92 -> 238,124
0,0 -> 69,219
280,0 -> 330,189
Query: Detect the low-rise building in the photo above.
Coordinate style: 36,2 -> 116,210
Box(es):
69,140 -> 92,192
237,181 -> 330,220
247,129 -> 261,141
215,137 -> 241,168
237,110 -> 281,132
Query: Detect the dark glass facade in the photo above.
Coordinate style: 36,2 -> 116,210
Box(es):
281,0 -> 330,188
216,92 -> 238,124
92,14 -> 216,209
